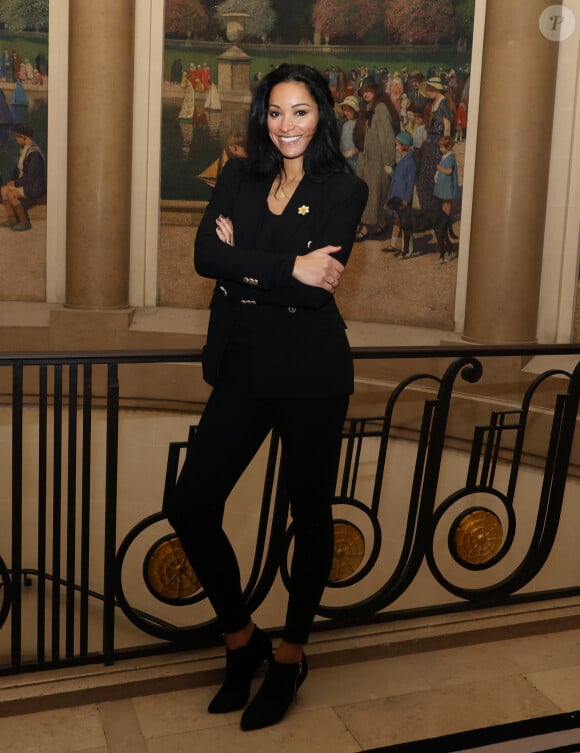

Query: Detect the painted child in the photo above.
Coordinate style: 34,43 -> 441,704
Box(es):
411,109 -> 428,168
433,136 -> 458,216
455,97 -> 467,142
224,131 -> 247,160
384,132 -> 416,253
338,94 -> 360,171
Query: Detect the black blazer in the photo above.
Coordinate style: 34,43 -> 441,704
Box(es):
194,159 -> 368,398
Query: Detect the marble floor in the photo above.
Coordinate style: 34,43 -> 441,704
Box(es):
1,614 -> 580,753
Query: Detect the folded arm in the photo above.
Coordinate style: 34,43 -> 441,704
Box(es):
195,162 -> 368,309
195,161 -> 296,290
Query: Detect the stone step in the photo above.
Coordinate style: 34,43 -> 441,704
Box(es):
0,598 -> 579,718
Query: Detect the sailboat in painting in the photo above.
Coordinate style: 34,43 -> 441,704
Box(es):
204,83 -> 221,112
196,150 -> 228,188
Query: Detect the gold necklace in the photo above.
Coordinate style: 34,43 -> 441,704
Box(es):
274,174 -> 301,201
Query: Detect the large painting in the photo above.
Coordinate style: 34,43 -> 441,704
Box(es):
160,0 -> 476,329
0,0 -> 48,302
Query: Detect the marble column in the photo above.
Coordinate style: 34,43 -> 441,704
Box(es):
65,0 -> 135,310
463,0 -> 559,343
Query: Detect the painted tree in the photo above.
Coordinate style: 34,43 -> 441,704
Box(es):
453,0 -> 475,36
0,0 -> 48,31
384,0 -> 457,44
270,0 -> 311,42
311,0 -> 382,41
214,0 -> 277,42
165,0 -> 208,37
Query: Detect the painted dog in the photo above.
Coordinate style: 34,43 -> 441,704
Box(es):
387,196 -> 459,262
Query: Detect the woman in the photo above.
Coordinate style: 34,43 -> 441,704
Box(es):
165,64 -> 367,731
353,76 -> 399,240
415,76 -> 452,211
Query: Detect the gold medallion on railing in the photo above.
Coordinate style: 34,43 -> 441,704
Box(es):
329,521 -> 365,582
452,508 -> 503,566
145,536 -> 201,600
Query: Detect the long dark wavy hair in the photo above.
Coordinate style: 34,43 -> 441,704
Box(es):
245,63 -> 350,179
353,84 -> 401,152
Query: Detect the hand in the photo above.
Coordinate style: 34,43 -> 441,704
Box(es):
216,214 -> 234,246
292,245 -> 343,293
384,165 -> 393,175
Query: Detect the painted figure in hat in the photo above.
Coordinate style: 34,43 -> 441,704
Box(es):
338,94 -> 360,171
0,123 -> 46,231
353,77 -> 400,240
415,76 -> 452,211
383,132 -> 416,253
406,70 -> 427,113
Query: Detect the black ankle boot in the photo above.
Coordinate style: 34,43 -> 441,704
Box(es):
240,654 -> 308,731
208,627 -> 272,714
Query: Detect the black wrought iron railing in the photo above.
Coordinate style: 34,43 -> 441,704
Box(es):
2,343 -> 580,676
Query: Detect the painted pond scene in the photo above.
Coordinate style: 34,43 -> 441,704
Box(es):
161,0 -> 475,203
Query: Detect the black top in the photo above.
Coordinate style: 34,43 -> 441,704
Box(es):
194,159 -> 368,398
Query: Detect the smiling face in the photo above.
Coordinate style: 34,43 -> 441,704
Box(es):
267,81 -> 320,163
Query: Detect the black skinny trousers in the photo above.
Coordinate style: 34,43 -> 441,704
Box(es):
165,347 -> 348,645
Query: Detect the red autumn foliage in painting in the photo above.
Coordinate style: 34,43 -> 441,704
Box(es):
311,0 -> 457,43
312,0 -> 383,40
384,0 -> 457,43
165,0 -> 208,36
